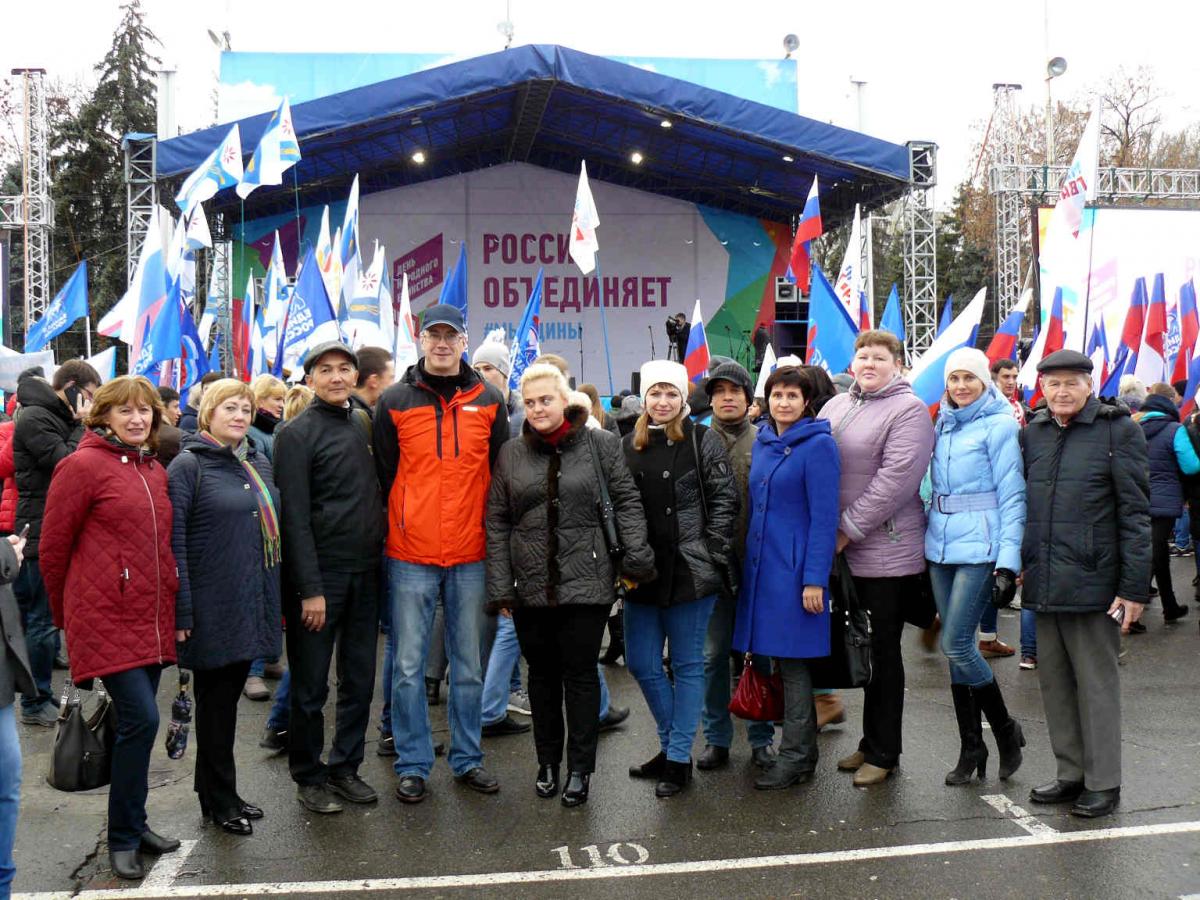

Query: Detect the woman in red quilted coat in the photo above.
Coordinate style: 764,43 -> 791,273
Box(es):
40,376 -> 180,881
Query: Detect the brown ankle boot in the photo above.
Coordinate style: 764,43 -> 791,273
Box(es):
815,693 -> 846,731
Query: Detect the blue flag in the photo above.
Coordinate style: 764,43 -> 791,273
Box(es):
804,267 -> 859,375
440,242 -> 468,328
508,269 -> 544,391
936,294 -> 954,337
26,261 -> 89,352
131,279 -> 184,376
208,333 -> 223,376
879,283 -> 905,342
179,305 -> 210,392
277,247 -> 337,374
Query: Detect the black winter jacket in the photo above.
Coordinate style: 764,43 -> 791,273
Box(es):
1138,393 -> 1184,518
13,378 -> 83,558
0,541 -> 34,707
167,435 -> 283,670
1019,397 -> 1151,612
273,397 -> 386,599
622,418 -> 739,607
486,408 -> 655,610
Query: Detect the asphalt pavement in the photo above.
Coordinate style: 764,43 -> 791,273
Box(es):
11,557 -> 1200,899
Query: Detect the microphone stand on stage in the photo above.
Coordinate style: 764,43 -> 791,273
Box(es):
648,325 -> 657,360
578,323 -> 585,384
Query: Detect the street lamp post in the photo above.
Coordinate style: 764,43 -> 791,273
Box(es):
1045,56 -> 1067,164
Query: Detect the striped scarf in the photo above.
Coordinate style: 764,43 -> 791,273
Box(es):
198,431 -> 282,569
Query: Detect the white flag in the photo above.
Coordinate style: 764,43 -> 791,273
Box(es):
832,205 -> 863,323
753,344 -> 777,400
569,161 -> 600,274
393,272 -> 418,378
175,125 -> 243,217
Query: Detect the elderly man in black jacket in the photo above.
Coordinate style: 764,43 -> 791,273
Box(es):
274,342 -> 387,815
1020,349 -> 1151,819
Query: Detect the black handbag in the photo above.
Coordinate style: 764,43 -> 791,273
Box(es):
584,431 -> 627,600
904,568 -> 938,629
809,554 -> 873,689
47,681 -> 116,792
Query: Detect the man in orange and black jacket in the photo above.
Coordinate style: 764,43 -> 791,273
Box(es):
373,304 -> 508,805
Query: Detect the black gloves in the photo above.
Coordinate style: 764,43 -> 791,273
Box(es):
992,568 -> 1018,609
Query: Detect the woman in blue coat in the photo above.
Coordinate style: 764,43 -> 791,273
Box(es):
733,366 -> 840,790
168,379 -> 282,836
925,348 -> 1027,786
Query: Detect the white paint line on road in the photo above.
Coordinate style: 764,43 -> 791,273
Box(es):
980,793 -> 1059,836
140,840 -> 198,890
12,818 -> 1200,899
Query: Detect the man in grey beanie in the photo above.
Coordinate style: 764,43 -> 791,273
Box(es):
472,338 -> 524,438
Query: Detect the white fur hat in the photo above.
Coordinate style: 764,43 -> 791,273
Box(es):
639,360 -> 690,404
943,347 -> 992,388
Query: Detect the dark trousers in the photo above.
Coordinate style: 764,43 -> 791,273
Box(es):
285,568 -> 379,785
852,576 -> 907,769
13,560 -> 55,712
193,660 -> 252,822
1151,516 -> 1183,614
103,665 -> 162,851
777,658 -> 817,773
513,605 -> 609,773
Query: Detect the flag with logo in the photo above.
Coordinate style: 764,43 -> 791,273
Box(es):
569,161 -> 600,275
175,125 -> 243,217
277,247 -> 338,374
236,97 -> 301,199
832,205 -> 863,322
507,269 -> 545,391
131,279 -> 184,376
805,268 -> 858,376
26,261 -> 88,352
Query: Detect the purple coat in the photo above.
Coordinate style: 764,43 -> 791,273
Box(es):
818,376 -> 934,578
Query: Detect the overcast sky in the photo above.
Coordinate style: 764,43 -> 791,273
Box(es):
7,0 -> 1200,205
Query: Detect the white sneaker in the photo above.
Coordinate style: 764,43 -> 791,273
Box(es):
507,689 -> 531,715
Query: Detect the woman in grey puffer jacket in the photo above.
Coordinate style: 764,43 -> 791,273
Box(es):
817,330 -> 935,786
486,364 -> 654,807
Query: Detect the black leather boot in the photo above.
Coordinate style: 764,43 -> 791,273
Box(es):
973,679 -> 1025,779
109,849 -> 144,880
654,759 -> 693,798
628,751 -> 666,779
945,684 -> 988,785
599,614 -> 624,664
561,772 -> 590,807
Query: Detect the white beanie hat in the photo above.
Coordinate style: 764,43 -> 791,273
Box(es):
639,360 -> 690,404
943,347 -> 992,388
471,331 -> 511,377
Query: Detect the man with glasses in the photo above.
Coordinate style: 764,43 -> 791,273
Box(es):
374,305 -> 509,804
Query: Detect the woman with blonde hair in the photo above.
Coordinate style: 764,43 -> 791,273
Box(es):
247,375 -> 287,463
282,385 -> 314,422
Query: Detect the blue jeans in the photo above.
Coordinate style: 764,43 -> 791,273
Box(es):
624,595 -> 716,763
0,705 -> 20,896
598,664 -> 610,719
379,581 -> 394,735
266,669 -> 290,732
103,665 -> 162,851
481,614 -> 522,726
978,602 -> 999,641
702,592 -> 774,749
1020,608 -> 1037,658
13,561 -> 55,712
928,562 -> 995,687
388,560 -> 486,778
1175,509 -> 1191,550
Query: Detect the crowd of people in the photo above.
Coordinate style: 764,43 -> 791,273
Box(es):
0,306 -> 1187,889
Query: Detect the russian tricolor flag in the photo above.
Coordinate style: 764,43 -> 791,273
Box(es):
1182,327 -> 1200,417
1098,278 -> 1148,397
907,287 -> 988,411
683,298 -> 710,383
985,287 -> 1031,365
1132,274 -> 1168,386
1171,279 -> 1199,386
786,177 -> 822,295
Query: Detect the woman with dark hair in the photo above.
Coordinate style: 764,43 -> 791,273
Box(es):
733,366 -> 840,789
622,360 -> 739,797
40,376 -> 180,880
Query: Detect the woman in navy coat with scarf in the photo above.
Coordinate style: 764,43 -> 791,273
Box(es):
168,379 -> 282,836
734,366 -> 840,790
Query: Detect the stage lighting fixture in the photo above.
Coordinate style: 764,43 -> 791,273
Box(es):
1047,57 -> 1067,79
660,119 -> 672,129
411,151 -> 426,164
630,151 -> 644,164
782,155 -> 794,162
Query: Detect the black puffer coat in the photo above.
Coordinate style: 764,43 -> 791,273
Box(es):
486,407 -> 654,610
1019,396 -> 1151,612
13,378 -> 84,558
622,417 -> 739,607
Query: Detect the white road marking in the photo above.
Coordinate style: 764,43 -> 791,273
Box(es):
980,793 -> 1059,835
12,819 -> 1200,899
140,840 -> 198,890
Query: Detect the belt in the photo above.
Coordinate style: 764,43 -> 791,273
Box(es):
934,491 -> 998,513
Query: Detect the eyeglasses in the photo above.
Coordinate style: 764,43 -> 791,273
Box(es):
421,330 -> 463,346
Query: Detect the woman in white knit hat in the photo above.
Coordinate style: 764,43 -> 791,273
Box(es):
621,360 -> 739,798
926,346 -> 1028,787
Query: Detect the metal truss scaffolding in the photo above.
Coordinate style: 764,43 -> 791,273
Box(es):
124,135 -> 157,285
989,85 -> 1023,319
903,141 -> 938,360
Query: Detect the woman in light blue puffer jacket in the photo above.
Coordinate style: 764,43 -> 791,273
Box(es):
926,348 -> 1027,788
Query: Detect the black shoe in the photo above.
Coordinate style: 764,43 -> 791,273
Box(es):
426,678 -> 441,706
1070,787 -> 1120,818
395,775 -> 427,804
655,759 -> 693,798
259,726 -> 288,755
629,751 -> 667,779
599,644 -> 624,665
1128,620 -> 1147,634
377,735 -> 398,757
751,744 -> 778,770
456,766 -> 500,794
697,745 -> 730,770
536,764 -> 560,798
239,802 -> 264,820
139,830 -> 180,855
481,715 -> 531,737
946,684 -> 988,786
1029,779 -> 1085,804
326,774 -> 378,804
297,783 -> 344,814
216,816 -> 252,836
109,849 -> 144,880
434,741 -> 446,757
561,771 -> 590,807
598,705 -> 629,732
754,766 -> 812,790
1165,604 -> 1190,623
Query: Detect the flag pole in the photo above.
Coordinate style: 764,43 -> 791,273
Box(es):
293,168 -> 303,266
594,254 -> 615,394
85,314 -> 92,358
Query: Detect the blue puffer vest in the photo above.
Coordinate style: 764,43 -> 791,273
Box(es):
1138,393 -> 1184,519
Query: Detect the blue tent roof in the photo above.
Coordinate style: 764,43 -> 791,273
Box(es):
156,44 -> 912,226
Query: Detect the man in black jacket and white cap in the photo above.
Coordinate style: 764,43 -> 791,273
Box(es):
1020,349 -> 1151,818
274,341 -> 387,814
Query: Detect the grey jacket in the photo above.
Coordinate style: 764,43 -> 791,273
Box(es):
0,542 -> 34,707
709,415 -> 755,565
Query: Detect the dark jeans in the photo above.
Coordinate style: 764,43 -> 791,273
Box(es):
1151,516 -> 1184,614
513,605 -> 609,773
193,660 -> 252,822
13,560 -> 55,712
104,665 -> 162,851
852,576 -> 907,769
777,658 -> 817,773
285,569 -> 379,786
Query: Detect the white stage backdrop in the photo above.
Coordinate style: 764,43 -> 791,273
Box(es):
360,163 -> 729,386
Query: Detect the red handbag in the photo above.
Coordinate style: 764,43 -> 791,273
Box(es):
728,656 -> 784,722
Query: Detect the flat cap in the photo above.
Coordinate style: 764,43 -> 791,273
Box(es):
303,340 -> 358,374
1036,349 -> 1093,374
